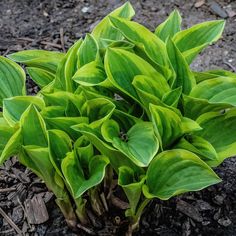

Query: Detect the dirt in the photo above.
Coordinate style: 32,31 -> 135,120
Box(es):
0,0 -> 235,235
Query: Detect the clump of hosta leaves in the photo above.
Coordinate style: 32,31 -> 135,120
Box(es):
1,2 -> 236,234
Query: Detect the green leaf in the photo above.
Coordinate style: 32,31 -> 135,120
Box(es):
105,48 -> 165,101
65,100 -> 80,117
41,106 -> 65,118
21,145 -> 65,194
0,118 -> 15,155
166,38 -> 195,94
112,109 -> 140,132
45,117 -> 88,140
26,67 -> 54,88
92,2 -> 135,43
101,119 -> 120,143
20,105 -> 48,147
62,151 -> 109,198
150,104 -> 201,149
73,61 -> 106,86
0,56 -> 26,106
162,87 -> 182,107
54,40 -> 82,92
143,149 -> 221,200
174,135 -> 219,167
86,98 -> 116,129
205,69 -> 236,79
0,128 -> 22,164
77,34 -> 99,68
155,9 -> 182,42
194,69 -> 236,84
100,39 -> 135,51
183,44 -> 208,64
72,124 -> 142,173
193,71 -> 219,83
132,76 -> 167,109
42,91 -> 86,116
182,95 -> 232,120
118,166 -> 145,214
3,96 -> 45,126
173,20 -> 225,63
101,120 -> 159,167
190,77 -> 236,105
8,50 -> 65,73
48,129 -> 72,177
74,136 -> 94,167
109,16 -> 168,67
196,109 -> 236,163
133,75 -> 170,101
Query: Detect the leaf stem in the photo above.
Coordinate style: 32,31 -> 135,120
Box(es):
128,198 -> 151,234
55,193 -> 77,229
74,197 -> 89,225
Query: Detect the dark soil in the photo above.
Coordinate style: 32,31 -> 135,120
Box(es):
0,0 -> 236,235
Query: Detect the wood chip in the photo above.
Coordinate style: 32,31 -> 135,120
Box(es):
24,194 -> 49,224
0,207 -> 23,235
194,0 -> 205,8
12,168 -> 31,184
177,200 -> 203,222
0,187 -> 16,193
7,183 -> 26,203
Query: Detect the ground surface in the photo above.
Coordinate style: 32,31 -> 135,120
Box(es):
0,0 -> 236,235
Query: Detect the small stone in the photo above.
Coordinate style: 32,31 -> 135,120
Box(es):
226,9 -> 236,18
43,10 -> 49,17
151,6 -> 158,11
194,0 -> 205,8
202,220 -> 211,226
214,195 -> 225,205
81,7 -> 90,13
209,1 -> 228,18
218,217 -> 232,227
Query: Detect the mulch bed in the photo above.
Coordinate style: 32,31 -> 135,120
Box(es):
0,0 -> 235,235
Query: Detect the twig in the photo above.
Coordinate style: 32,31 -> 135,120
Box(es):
110,194 -> 129,210
0,207 -> 23,235
223,60 -> 236,72
60,28 -> 66,52
18,37 -> 34,42
0,187 -> 16,193
40,41 -> 62,49
77,223 -> 96,235
100,192 -> 109,211
0,228 -> 14,234
17,37 -> 62,49
3,48 -> 10,56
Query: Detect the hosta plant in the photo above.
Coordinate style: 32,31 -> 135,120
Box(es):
1,2 -> 236,234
